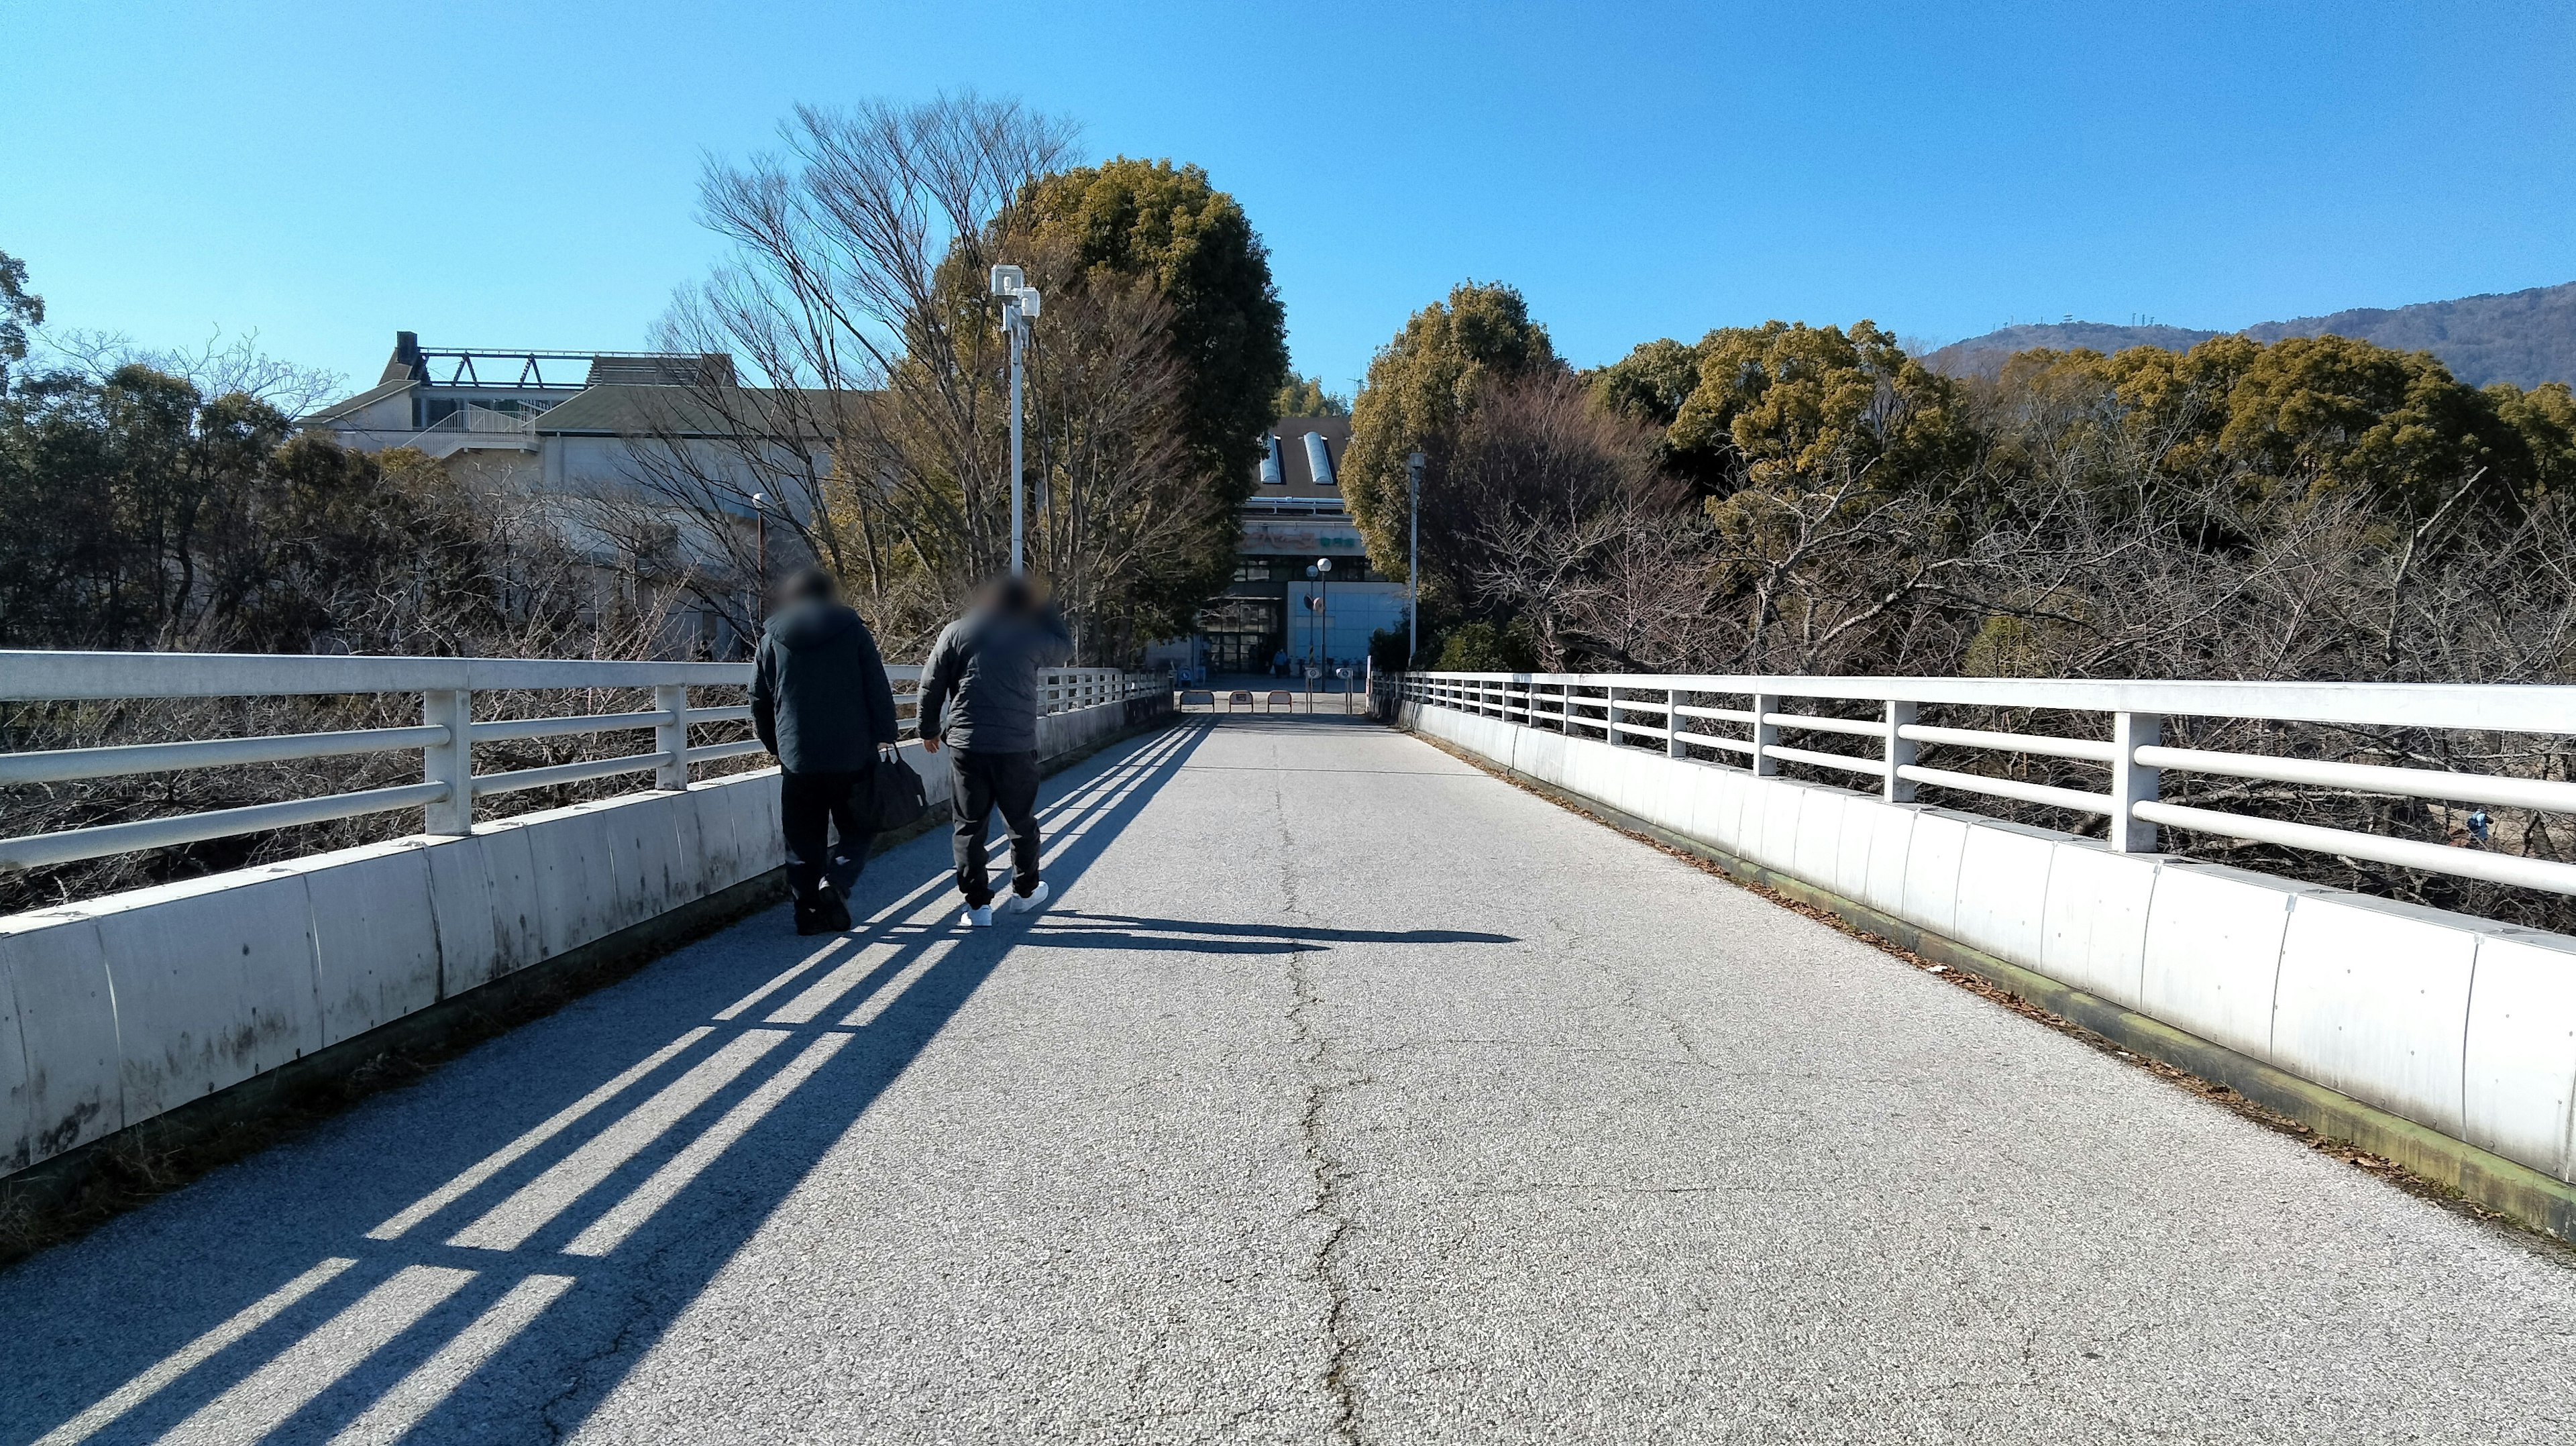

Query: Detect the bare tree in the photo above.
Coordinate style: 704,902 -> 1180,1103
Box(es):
1013,246 -> 1216,661
34,325 -> 345,416
627,95 -> 1079,655
1435,373 -> 1674,665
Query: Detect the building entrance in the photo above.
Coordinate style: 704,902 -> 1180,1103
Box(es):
1198,596 -> 1283,674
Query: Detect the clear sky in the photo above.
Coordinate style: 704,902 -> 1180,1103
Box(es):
6,1 -> 2573,400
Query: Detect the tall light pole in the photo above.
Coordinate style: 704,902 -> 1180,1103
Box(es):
1303,557 -> 1332,688
989,265 -> 1042,577
1405,451 -> 1425,662
751,491 -> 768,626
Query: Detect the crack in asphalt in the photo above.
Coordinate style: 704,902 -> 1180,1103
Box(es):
538,1276 -> 661,1443
1275,769 -> 1371,1446
1290,950 -> 1366,1446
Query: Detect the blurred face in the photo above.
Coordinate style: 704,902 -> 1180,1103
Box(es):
981,577 -> 1042,615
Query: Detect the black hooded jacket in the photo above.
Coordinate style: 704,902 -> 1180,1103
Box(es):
750,601 -> 900,774
915,604 -> 1073,753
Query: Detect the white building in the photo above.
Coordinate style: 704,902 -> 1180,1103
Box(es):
302,334 -> 822,657
1148,416 -> 1407,680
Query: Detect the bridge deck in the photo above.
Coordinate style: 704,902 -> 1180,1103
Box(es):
5,716 -> 2573,1444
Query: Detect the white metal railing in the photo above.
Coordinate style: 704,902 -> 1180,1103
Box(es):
1241,496 -> 1348,514
1396,670 -> 2576,896
1037,669 -> 1161,717
0,653 -> 1162,875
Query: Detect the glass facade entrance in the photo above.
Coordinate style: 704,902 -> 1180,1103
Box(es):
1197,596 -> 1283,673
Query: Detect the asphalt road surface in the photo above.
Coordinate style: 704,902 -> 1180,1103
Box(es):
5,715 -> 2575,1444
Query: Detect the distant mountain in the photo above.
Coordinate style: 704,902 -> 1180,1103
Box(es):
1925,281 -> 2576,388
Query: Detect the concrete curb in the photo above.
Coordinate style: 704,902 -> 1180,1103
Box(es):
1412,727 -> 2576,1245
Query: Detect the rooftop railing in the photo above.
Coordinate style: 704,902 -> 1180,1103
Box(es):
0,652 -> 1162,876
1397,670 -> 2576,898
1240,496 -> 1348,514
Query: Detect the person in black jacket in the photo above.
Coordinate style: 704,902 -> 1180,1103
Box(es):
751,569 -> 900,935
917,574 -> 1073,927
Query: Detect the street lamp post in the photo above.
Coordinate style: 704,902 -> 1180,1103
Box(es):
989,265 -> 1043,577
751,490 -> 768,626
1405,451 -> 1425,662
1304,557 -> 1332,696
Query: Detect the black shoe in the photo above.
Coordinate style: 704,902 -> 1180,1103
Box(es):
818,887 -> 853,933
794,897 -> 828,936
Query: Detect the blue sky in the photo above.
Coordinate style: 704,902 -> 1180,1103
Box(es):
6,1 -> 2573,399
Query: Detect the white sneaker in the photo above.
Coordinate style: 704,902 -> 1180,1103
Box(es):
999,881 -> 1051,915
959,904 -> 994,928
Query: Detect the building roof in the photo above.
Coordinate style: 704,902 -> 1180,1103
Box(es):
585,353 -> 736,386
1260,416 -> 1350,492
527,383 -> 869,438
297,376 -> 413,427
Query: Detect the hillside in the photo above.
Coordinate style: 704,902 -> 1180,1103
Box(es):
1926,280 -> 2576,388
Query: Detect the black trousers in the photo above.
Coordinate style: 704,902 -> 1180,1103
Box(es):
780,767 -> 875,904
949,748 -> 1040,906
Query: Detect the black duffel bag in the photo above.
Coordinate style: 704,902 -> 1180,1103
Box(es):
865,751 -> 930,832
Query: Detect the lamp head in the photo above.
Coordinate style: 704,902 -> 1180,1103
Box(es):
1316,557 -> 1332,573
988,264 -> 1026,298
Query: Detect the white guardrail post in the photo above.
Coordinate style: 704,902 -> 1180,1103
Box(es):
1750,691 -> 1780,777
653,683 -> 691,791
2112,711 -> 2161,853
1883,700 -> 1918,803
1667,686 -> 1686,758
422,687 -> 473,836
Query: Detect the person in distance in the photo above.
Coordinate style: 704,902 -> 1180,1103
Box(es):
751,568 -> 900,936
917,573 -> 1073,928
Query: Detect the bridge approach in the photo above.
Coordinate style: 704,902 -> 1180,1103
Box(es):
4,709 -> 2575,1443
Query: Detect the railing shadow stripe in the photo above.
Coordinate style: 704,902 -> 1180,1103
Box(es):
362,722 -> 1210,1251
17,718 -> 1214,1446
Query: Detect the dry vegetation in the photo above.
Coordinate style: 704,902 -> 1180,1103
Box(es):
1350,288 -> 2576,930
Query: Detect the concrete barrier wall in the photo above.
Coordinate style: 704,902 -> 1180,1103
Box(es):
1401,700 -> 2576,1188
0,692 -> 1170,1178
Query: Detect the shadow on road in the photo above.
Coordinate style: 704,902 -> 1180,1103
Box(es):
2,720 -> 1240,1444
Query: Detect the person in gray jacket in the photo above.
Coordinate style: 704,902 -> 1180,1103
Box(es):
752,569 -> 900,935
917,574 -> 1073,927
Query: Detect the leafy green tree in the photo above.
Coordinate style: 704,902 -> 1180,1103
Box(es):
1272,374 -> 1348,418
0,362 -> 498,651
0,248 -> 40,393
1593,322 -> 1974,500
1588,337 -> 1721,488
1010,158 -> 1289,488
2023,335 -> 2542,519
1588,337 -> 1703,430
2490,381 -> 2576,498
1433,618 -> 1538,671
2212,335 -> 2520,514
1668,320 -> 1974,496
1344,281 -> 1562,576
